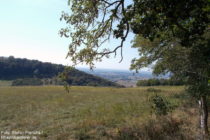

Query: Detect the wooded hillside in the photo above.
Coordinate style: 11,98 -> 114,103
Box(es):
0,56 -> 121,87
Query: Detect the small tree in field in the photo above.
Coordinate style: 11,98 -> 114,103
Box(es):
60,0 -> 210,137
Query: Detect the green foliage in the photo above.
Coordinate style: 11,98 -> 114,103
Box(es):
130,16 -> 210,99
42,77 -> 65,85
137,78 -> 185,86
12,78 -> 66,86
0,56 -> 64,79
0,56 -> 121,87
60,0 -> 210,134
62,1 -> 210,133
59,67 -> 123,87
62,0 -> 210,68
12,78 -> 43,86
150,95 -> 175,116
62,0 -> 210,99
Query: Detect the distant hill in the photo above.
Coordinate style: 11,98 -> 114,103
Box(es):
0,56 -> 64,79
0,56 -> 122,87
79,68 -> 169,87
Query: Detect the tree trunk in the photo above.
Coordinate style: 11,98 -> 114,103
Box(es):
199,96 -> 209,139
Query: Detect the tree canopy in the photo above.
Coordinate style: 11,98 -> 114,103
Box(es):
61,0 -> 210,135
61,0 -> 209,68
60,0 -> 210,96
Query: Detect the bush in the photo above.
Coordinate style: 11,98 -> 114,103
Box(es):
12,78 -> 43,86
149,95 -> 175,116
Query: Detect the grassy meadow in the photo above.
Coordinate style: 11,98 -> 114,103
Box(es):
0,86 -> 206,139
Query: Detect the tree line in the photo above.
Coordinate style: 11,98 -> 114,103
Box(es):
137,78 -> 185,86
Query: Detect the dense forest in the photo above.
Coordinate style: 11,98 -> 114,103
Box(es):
0,56 -> 121,87
0,56 -> 64,79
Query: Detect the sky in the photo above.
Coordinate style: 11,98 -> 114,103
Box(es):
0,0 -> 142,70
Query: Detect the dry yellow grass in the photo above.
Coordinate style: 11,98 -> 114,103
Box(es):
0,86 -> 206,139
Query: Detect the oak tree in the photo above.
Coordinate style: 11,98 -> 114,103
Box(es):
60,0 -> 210,137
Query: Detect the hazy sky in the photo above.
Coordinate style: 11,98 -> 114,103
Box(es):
0,0 -> 141,70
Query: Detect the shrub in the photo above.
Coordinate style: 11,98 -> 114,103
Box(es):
149,95 -> 175,116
